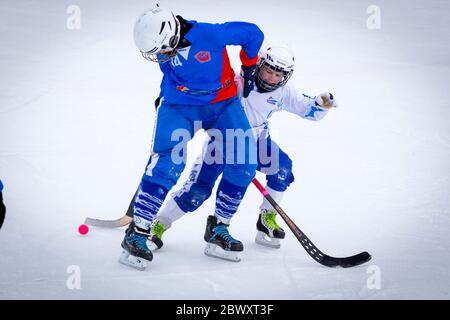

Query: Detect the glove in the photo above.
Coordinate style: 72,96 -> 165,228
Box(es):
241,65 -> 257,98
315,92 -> 337,109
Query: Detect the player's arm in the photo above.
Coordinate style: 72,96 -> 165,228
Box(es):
214,22 -> 264,97
282,86 -> 337,121
215,22 -> 263,62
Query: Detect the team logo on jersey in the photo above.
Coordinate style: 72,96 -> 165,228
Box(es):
194,51 -> 211,63
266,96 -> 283,108
266,97 -> 278,105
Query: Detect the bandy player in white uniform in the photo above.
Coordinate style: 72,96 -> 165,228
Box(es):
148,45 -> 337,261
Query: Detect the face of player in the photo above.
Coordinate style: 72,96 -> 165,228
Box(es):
259,65 -> 284,86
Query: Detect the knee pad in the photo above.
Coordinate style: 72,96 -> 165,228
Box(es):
174,184 -> 213,213
266,158 -> 294,192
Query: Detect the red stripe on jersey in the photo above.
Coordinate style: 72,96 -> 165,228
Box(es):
240,49 -> 258,67
211,48 -> 237,104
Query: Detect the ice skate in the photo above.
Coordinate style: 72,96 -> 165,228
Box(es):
119,222 -> 153,270
204,215 -> 243,262
147,219 -> 167,251
118,250 -> 148,271
255,209 -> 285,248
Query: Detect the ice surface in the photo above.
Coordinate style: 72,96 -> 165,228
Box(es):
0,0 -> 449,299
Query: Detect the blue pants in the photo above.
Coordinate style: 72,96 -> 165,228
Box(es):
133,97 -> 257,227
174,134 -> 295,221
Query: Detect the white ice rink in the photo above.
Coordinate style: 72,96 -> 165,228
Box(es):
0,0 -> 449,299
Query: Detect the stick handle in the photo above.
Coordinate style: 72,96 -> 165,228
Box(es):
251,177 -> 268,196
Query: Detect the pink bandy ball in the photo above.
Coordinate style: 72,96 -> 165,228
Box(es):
78,224 -> 89,235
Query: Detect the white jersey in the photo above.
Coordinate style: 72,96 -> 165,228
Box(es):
236,75 -> 329,137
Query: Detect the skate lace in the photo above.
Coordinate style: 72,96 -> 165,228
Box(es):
128,233 -> 148,249
263,211 -> 281,230
212,224 -> 239,243
151,221 -> 165,239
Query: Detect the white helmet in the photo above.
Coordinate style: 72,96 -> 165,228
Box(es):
133,6 -> 181,63
256,45 -> 295,91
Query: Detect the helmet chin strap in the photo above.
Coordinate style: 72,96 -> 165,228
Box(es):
255,79 -> 276,93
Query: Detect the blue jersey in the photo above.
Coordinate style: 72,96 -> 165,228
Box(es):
159,20 -> 264,105
0,179 -> 2,192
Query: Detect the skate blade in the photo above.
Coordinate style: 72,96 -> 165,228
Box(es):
118,250 -> 148,271
255,231 -> 281,249
204,243 -> 241,262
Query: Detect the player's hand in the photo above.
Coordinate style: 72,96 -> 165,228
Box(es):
241,65 -> 257,98
315,93 -> 337,109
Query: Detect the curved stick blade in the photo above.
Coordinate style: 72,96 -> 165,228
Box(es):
84,215 -> 132,228
320,251 -> 372,268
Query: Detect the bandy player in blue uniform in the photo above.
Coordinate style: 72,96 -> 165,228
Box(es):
146,45 -> 337,261
119,6 -> 264,270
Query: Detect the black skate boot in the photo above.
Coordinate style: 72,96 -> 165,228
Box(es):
204,215 -> 243,262
119,222 -> 153,270
147,218 -> 168,250
255,209 -> 285,248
